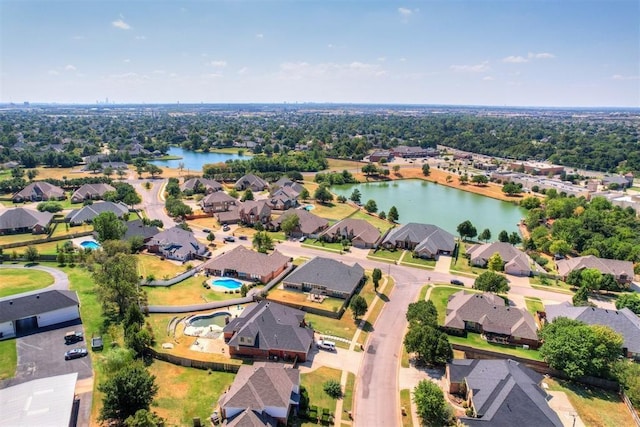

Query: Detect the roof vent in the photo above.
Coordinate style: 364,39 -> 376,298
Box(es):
36,295 -> 40,299
9,301 -> 13,305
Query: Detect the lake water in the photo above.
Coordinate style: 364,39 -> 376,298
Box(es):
332,180 -> 525,236
150,146 -> 244,171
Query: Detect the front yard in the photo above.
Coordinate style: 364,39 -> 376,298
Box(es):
300,367 -> 342,417
367,248 -> 403,262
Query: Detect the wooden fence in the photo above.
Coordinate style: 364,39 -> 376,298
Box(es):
149,348 -> 241,373
621,392 -> 640,427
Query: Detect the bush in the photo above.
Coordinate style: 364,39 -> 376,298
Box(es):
37,201 -> 63,213
323,380 -> 342,399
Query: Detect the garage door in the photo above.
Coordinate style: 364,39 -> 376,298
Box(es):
15,316 -> 38,334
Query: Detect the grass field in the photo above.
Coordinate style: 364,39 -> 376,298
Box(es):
368,248 -> 403,262
356,276 -> 395,347
267,288 -> 345,313
524,297 -> 544,316
530,275 -> 572,290
144,275 -> 254,306
302,239 -> 346,252
326,159 -> 365,172
348,210 -> 394,233
311,202 -> 358,222
301,366 -> 342,415
0,268 -> 54,297
137,255 -> 185,280
401,253 -> 436,269
400,389 -> 413,427
341,373 -> 356,421
544,378 -> 635,427
449,244 -> 479,276
0,339 -> 17,381
149,360 -> 235,426
447,332 -> 543,361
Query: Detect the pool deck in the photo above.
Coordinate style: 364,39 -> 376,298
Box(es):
207,278 -> 247,293
183,306 -> 245,338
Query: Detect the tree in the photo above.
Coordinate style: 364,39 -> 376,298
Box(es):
487,252 -> 503,271
350,295 -> 368,320
378,211 -> 386,220
57,250 -> 66,266
392,164 -> 401,175
422,163 -> 430,176
388,206 -> 399,223
88,161 -> 102,174
612,360 -> 640,407
350,188 -> 362,203
103,166 -> 114,179
125,409 -> 164,427
94,211 -> 127,242
94,253 -> 140,319
37,201 -> 63,213
241,188 -> 254,201
406,300 -> 438,327
549,239 -> 571,257
123,191 -> 142,208
24,245 -> 39,263
404,324 -> 452,366
478,228 -> 491,243
299,187 -> 310,200
581,268 -> 602,292
572,285 -> 591,306
413,380 -> 451,427
314,184 -> 333,203
362,163 -> 378,176
471,174 -> 488,185
178,161 -> 185,175
99,363 -> 158,425
502,181 -> 523,196
508,232 -> 522,246
252,231 -> 273,253
240,284 -> 248,297
364,199 -> 378,213
473,271 -> 509,293
498,230 -> 509,242
458,174 -> 469,185
146,164 -> 163,178
323,380 -> 342,399
615,293 -> 640,315
457,220 -> 477,241
26,169 -> 38,181
372,268 -> 382,292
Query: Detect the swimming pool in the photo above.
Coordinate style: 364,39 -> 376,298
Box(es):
212,278 -> 243,290
80,240 -> 101,250
188,312 -> 231,328
304,204 -> 315,211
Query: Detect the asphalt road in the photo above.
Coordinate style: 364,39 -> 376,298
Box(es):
132,178 -> 177,229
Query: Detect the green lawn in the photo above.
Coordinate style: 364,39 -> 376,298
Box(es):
530,275 -> 572,290
301,367 -> 342,415
429,286 -> 481,324
144,276 -> 259,306
137,255 -> 185,281
311,202 -> 358,222
348,210 -> 395,233
149,359 -> 235,426
448,332 -> 543,361
401,253 -> 436,269
0,268 -> 54,297
449,243 -> 479,275
0,339 -> 17,381
400,389 -> 413,427
267,288 -> 345,313
341,373 -> 356,421
524,297 -> 544,316
356,276 -> 395,347
302,240 -> 346,252
367,248 -> 403,262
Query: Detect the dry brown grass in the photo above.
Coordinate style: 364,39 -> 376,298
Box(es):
137,254 -> 185,280
186,217 -> 220,231
267,288 -> 344,312
0,268 -> 54,297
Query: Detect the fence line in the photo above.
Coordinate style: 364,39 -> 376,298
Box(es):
621,392 -> 640,427
0,230 -> 94,250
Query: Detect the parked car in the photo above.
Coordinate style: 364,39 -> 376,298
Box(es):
450,279 -> 464,286
202,228 -> 211,233
91,336 -> 104,351
316,338 -> 336,351
299,236 -> 306,242
64,331 -> 84,344
239,235 -> 247,240
224,236 -> 236,242
65,348 -> 88,360
222,225 -> 231,231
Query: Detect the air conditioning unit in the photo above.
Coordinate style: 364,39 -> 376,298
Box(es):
523,344 -> 530,350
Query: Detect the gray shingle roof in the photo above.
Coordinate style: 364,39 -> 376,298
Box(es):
0,290 -> 79,323
283,257 -> 364,295
556,255 -> 633,280
147,226 -> 207,258
223,301 -> 313,354
235,174 -> 268,191
270,209 -> 328,235
0,208 -> 53,231
181,178 -> 222,192
70,183 -> 115,202
382,222 -> 455,256
449,359 -> 562,427
225,409 -> 277,427
65,201 -> 129,224
203,246 -> 290,279
123,219 -> 159,241
545,302 -> 640,354
13,182 -> 65,201
467,242 -> 531,274
320,218 -> 381,245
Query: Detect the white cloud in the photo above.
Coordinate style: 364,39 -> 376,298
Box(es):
153,70 -> 166,74
112,19 -> 131,30
483,76 -> 495,81
327,43 -> 334,48
72,35 -> 85,40
201,73 -> 223,79
210,60 -> 227,68
398,7 -> 413,17
503,55 -> 528,63
530,52 -> 555,59
256,33 -> 264,39
450,61 -> 490,73
48,70 -> 60,75
399,57 -> 406,62
64,64 -> 76,71
237,67 -> 249,75
503,52 -> 555,63
123,59 -> 131,63
612,74 -> 640,80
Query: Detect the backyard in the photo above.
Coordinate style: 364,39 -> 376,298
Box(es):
267,288 -> 345,313
0,267 -> 54,297
143,275 -> 254,306
137,254 -> 186,281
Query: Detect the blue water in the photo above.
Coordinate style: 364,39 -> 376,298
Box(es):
80,240 -> 101,250
304,205 -> 315,211
149,146 -> 245,171
188,312 -> 231,328
212,278 -> 243,290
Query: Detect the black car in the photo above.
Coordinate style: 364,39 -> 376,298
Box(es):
224,236 -> 235,242
202,228 -> 211,233
450,279 -> 464,286
64,331 -> 84,344
65,348 -> 88,360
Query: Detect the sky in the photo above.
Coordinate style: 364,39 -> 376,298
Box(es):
1,0 -> 639,107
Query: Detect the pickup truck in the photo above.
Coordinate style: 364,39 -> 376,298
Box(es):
64,331 -> 84,344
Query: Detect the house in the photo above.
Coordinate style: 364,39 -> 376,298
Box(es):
203,246 -> 290,283
146,226 -> 209,261
556,255 -> 634,285
283,257 -> 364,299
602,175 -> 633,189
267,186 -> 300,210
215,207 -> 242,225
0,373 -> 79,427
467,242 -> 532,276
218,362 -> 300,425
444,291 -> 540,348
235,174 -> 268,192
0,290 -> 80,339
545,302 -> 640,360
239,200 -> 272,225
269,208 -> 329,238
319,218 -> 381,249
0,208 -> 53,235
13,182 -> 65,203
200,191 -> 237,213
223,301 -> 314,361
369,150 -> 393,163
65,201 -> 129,225
81,161 -> 128,172
70,183 -> 115,203
381,222 -> 455,259
446,359 -> 562,427
390,145 -> 438,158
181,177 -> 223,194
123,219 -> 159,242
272,177 -> 305,194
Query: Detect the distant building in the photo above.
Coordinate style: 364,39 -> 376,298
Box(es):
200,192 -> 237,213
369,150 -> 393,163
391,145 -> 437,158
70,183 -> 115,203
602,175 -> 633,189
181,178 -> 223,194
235,174 -> 268,192
508,161 -> 564,176
65,201 -> 129,225
13,182 -> 65,203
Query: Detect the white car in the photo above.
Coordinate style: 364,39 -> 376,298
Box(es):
299,236 -> 306,242
316,339 -> 336,351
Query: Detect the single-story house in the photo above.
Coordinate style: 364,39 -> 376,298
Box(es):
0,290 -> 80,339
13,182 -> 65,203
381,222 -> 455,259
235,174 -> 268,192
123,219 -> 159,242
181,177 -> 223,194
80,161 -> 128,172
200,191 -> 238,213
146,226 -> 209,261
319,218 -> 381,249
239,200 -> 272,225
223,301 -> 314,362
70,183 -> 115,203
203,245 -> 290,283
268,208 -> 329,238
444,291 -> 540,348
602,175 -> 633,189
446,359 -> 562,427
0,208 -> 53,235
556,255 -> 634,285
65,201 -> 129,225
0,373 -> 79,427
467,242 -> 532,276
283,257 -> 365,299
218,362 -> 300,425
272,177 -> 305,194
215,207 -> 242,225
545,302 -> 640,360
267,187 -> 300,210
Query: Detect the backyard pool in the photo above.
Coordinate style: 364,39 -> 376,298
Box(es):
303,204 -> 315,211
80,240 -> 101,250
212,278 -> 243,290
188,312 -> 231,328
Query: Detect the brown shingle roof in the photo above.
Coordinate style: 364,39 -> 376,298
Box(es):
203,246 -> 289,278
320,218 -> 381,245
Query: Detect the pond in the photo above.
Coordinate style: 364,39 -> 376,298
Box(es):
331,179 -> 525,236
149,146 -> 245,171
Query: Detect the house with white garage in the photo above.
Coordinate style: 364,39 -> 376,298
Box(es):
0,290 -> 80,339
467,241 -> 533,276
